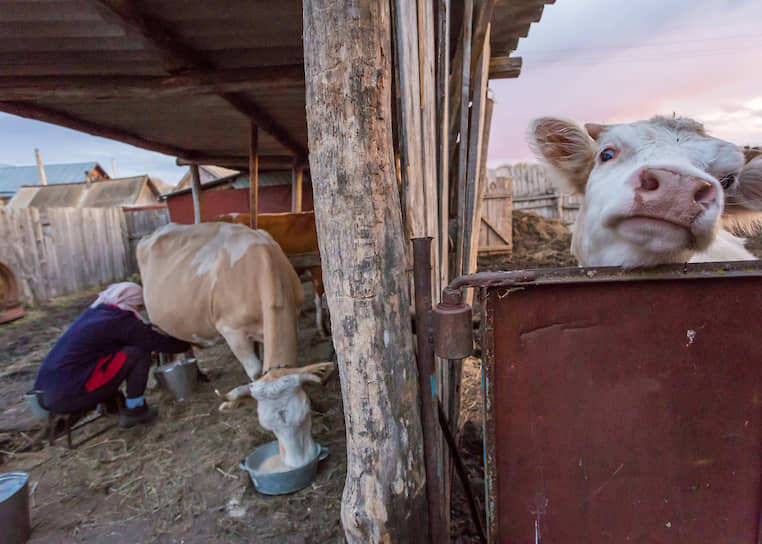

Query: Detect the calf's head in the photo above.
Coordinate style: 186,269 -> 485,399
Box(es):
217,362 -> 335,468
528,116 -> 758,267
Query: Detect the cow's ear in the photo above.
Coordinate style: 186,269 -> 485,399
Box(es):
299,362 -> 336,385
733,156 -> 762,212
527,117 -> 597,193
249,374 -> 302,399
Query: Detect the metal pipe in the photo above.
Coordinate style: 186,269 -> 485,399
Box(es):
412,236 -> 443,544
444,260 -> 762,293
437,400 -> 486,544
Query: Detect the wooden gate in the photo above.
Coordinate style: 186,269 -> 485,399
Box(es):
479,175 -> 512,255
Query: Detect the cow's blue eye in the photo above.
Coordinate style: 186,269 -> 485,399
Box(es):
600,148 -> 617,162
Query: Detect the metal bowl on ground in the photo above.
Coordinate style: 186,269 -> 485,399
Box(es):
0,472 -> 31,544
240,440 -> 329,495
153,358 -> 198,402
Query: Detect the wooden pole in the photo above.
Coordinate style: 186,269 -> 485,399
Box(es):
249,122 -> 259,229
35,149 -> 47,185
291,164 -> 303,213
189,163 -> 202,224
303,1 -> 429,542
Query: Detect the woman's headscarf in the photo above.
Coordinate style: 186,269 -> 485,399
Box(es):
91,282 -> 145,320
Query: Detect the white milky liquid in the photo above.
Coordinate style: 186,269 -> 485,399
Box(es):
257,453 -> 292,474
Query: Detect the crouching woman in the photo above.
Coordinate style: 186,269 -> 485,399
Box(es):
33,282 -> 190,428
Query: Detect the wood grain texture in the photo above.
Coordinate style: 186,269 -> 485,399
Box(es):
303,1 -> 429,541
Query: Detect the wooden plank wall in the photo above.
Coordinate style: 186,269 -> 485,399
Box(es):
0,208 -> 48,304
123,207 -> 170,274
0,207 -> 169,304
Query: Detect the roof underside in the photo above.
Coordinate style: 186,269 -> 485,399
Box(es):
0,0 -> 553,170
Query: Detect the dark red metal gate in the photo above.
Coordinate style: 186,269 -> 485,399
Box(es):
475,263 -> 762,543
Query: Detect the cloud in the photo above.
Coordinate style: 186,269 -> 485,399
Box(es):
488,0 -> 762,164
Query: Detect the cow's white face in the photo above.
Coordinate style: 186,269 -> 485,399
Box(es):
216,362 -> 335,469
528,116 -> 746,267
249,373 -> 319,468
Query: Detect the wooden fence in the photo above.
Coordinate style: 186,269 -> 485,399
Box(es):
490,163 -> 583,224
0,207 -> 169,304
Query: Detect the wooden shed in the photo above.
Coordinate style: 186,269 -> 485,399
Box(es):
0,1 -> 554,541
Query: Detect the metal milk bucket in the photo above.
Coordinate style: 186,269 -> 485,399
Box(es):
0,472 -> 31,544
153,358 -> 198,402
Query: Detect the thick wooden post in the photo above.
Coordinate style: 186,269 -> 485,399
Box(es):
303,1 -> 429,542
291,164 -> 303,213
189,162 -> 202,224
249,122 -> 259,229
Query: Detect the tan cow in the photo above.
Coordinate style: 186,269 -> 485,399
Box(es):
215,211 -> 329,336
136,221 -> 304,379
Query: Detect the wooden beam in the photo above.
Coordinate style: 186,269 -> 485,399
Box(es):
488,56 -> 522,79
176,154 -> 295,170
0,66 -> 305,100
0,100 -> 196,160
454,0 -> 473,278
190,163 -> 203,224
249,123 -> 259,229
436,0 -> 450,290
291,165 -> 303,213
95,0 -> 306,159
470,0 -> 496,80
303,0 -> 429,541
221,91 -> 307,162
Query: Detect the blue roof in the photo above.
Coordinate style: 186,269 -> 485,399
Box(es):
0,162 -> 103,198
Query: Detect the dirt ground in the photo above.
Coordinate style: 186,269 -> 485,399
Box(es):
1,282 -> 344,544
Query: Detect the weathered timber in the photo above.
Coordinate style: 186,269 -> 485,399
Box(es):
0,66 -> 306,100
469,0 -> 496,81
303,1 -> 429,542
249,123 -> 259,229
291,165 -> 303,213
488,56 -> 522,79
190,163 -> 203,224
453,0 -> 473,281
175,154 -> 294,170
436,0 -> 450,290
464,26 -> 491,278
393,0 -> 426,239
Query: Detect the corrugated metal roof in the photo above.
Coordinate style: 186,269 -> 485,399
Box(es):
0,161 -> 104,198
7,176 -> 152,209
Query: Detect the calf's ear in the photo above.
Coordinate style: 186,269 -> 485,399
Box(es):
723,155 -> 762,233
527,117 -> 597,193
737,156 -> 762,211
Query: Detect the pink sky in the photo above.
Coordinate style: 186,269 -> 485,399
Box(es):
487,0 -> 762,167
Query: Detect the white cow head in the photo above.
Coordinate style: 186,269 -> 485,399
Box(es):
528,116 -> 762,267
217,362 -> 335,469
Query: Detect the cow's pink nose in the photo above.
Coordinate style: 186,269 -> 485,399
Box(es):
637,168 -> 717,209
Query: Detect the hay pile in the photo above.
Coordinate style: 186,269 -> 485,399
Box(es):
479,210 -> 577,271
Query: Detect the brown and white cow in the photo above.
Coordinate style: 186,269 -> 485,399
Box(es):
136,221 -> 304,379
528,116 -> 762,267
216,362 -> 335,469
215,211 -> 329,337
